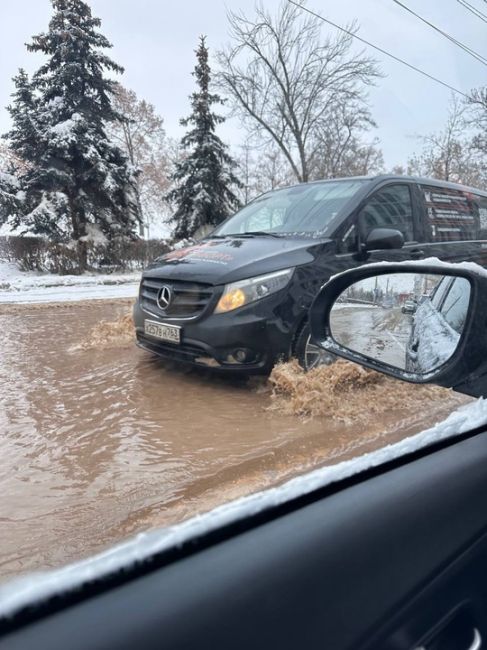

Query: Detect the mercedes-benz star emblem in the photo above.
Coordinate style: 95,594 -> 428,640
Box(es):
156,285 -> 173,311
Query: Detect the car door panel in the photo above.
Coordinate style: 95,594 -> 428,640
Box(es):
371,540 -> 487,649
416,239 -> 487,267
1,428 -> 487,650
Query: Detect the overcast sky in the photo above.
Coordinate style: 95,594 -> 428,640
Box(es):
0,0 -> 485,169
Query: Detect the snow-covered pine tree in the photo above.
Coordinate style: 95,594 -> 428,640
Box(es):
5,0 -> 140,269
4,70 -> 38,166
166,36 -> 241,240
0,169 -> 20,226
2,70 -> 39,228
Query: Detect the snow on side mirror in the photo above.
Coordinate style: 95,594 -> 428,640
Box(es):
309,262 -> 487,398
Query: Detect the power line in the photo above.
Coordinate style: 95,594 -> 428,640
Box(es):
287,0 -> 470,99
458,0 -> 487,21
391,0 -> 487,67
456,0 -> 487,24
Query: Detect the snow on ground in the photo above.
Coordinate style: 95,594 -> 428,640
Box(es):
1,396 -> 486,619
333,302 -> 378,309
0,261 -> 140,303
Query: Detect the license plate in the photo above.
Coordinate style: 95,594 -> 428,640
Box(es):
144,320 -> 181,344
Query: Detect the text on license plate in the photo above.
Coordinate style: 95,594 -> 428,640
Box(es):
144,320 -> 181,344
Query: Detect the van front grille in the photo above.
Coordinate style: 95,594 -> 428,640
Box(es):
140,277 -> 214,319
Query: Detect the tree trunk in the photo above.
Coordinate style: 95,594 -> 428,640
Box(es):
70,198 -> 88,273
135,184 -> 145,237
124,122 -> 145,237
77,240 -> 88,273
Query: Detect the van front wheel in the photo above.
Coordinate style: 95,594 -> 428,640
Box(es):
294,323 -> 336,372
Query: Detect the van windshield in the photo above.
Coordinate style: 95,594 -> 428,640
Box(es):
213,180 -> 369,236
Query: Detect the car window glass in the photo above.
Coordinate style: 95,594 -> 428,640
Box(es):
439,277 -> 471,333
473,194 -> 487,237
5,0 -> 487,601
421,185 -> 479,242
215,180 -> 368,235
244,207 -> 285,232
361,184 -> 414,241
431,276 -> 452,309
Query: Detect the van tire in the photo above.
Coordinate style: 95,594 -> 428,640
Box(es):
294,322 -> 336,372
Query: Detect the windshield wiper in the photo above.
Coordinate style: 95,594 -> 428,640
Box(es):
230,231 -> 283,238
207,231 -> 283,239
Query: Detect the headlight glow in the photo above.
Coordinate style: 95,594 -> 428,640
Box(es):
214,268 -> 294,314
216,288 -> 246,313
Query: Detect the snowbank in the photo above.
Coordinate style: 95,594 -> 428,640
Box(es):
0,261 -> 140,304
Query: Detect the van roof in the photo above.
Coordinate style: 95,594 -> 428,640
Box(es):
306,174 -> 487,197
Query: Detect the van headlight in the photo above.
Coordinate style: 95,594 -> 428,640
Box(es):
214,268 -> 295,314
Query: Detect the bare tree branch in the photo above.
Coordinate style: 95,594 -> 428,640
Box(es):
217,1 -> 381,182
108,85 -> 174,236
408,94 -> 486,188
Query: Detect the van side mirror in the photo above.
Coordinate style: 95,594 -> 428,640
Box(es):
364,228 -> 404,251
309,262 -> 487,398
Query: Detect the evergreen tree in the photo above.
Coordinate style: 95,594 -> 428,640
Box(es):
166,36 -> 241,240
5,0 -> 140,269
3,70 -> 39,228
4,70 -> 38,165
1,72 -> 35,226
0,170 -> 19,225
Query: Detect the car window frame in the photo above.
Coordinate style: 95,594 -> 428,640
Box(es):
438,276 -> 471,334
3,419 -> 487,641
430,276 -> 454,310
334,180 -> 421,253
359,183 -> 416,242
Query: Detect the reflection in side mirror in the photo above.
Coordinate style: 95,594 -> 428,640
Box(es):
329,273 -> 471,376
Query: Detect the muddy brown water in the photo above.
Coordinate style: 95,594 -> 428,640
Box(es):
0,300 -> 469,583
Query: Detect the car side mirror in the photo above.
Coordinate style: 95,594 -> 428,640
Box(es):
309,262 -> 487,398
363,228 -> 404,251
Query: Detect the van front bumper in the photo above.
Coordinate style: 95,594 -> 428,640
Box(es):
132,298 -> 293,374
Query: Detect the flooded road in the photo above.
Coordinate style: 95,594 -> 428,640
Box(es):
331,304 -> 413,369
0,299 -> 468,584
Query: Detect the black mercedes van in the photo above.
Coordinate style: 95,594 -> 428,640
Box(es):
133,175 -> 487,373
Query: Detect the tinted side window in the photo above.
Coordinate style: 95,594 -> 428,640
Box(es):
439,277 -> 470,333
421,185 -> 479,242
361,184 -> 414,241
473,194 -> 487,237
